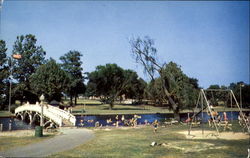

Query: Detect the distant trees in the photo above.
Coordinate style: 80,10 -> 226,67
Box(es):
228,82 -> 250,108
205,82 -> 250,108
30,59 -> 69,102
60,50 -> 85,105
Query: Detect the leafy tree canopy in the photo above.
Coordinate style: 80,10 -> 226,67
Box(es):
30,59 -> 69,102
162,61 -> 199,110
130,36 -> 183,120
87,63 -> 145,109
12,34 -> 46,103
0,40 -> 9,109
60,50 -> 85,105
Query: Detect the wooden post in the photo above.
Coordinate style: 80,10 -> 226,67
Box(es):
201,92 -> 204,135
230,90 -> 249,131
0,124 -> 3,132
230,92 -> 233,122
188,91 -> 201,135
201,89 -> 219,135
9,123 -> 12,131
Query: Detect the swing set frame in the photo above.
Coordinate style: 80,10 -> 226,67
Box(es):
188,89 -> 249,136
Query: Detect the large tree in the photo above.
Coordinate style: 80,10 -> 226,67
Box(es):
120,70 -> 146,103
0,40 -> 9,109
60,50 -> 85,105
130,36 -> 199,120
145,62 -> 199,109
162,62 -> 199,110
87,64 -> 125,109
30,59 -> 69,102
87,64 -> 144,109
12,34 -> 46,103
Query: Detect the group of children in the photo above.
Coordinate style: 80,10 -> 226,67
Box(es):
185,108 -> 231,130
105,114 -> 142,127
208,109 -> 231,130
106,115 -> 160,133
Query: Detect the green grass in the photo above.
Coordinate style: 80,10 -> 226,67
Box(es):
69,99 -> 249,115
51,123 -> 249,158
0,111 -> 14,117
71,103 -> 174,115
0,134 -> 55,151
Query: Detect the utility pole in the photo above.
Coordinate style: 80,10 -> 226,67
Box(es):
8,54 -> 22,112
8,57 -> 12,112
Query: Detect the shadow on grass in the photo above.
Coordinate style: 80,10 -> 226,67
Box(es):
102,107 -> 149,111
75,104 -> 103,106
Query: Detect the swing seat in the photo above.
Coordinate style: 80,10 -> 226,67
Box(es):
219,121 -> 232,130
191,121 -> 200,127
219,123 -> 232,127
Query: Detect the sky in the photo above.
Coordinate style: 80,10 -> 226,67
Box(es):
0,1 -> 249,88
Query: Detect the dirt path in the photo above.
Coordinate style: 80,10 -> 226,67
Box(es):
178,130 -> 249,140
0,127 -> 94,157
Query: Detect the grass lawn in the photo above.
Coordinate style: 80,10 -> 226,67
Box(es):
51,123 -> 249,158
0,134 -> 55,152
72,103 -> 173,115
0,111 -> 14,117
69,99 -> 249,115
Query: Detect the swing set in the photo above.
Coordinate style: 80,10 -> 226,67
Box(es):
188,89 -> 249,136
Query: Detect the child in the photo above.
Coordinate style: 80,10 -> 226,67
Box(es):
153,120 -> 159,133
223,112 -> 228,121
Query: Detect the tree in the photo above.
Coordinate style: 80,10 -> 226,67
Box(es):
87,64 -> 125,109
0,40 -> 8,109
229,82 -> 250,108
87,64 -> 144,109
162,62 -> 199,110
145,78 -> 165,106
132,78 -> 147,102
12,34 -> 46,103
130,36 -> 199,120
144,62 -> 199,109
130,36 -> 179,119
30,59 -> 70,102
120,70 -> 146,103
60,50 -> 85,105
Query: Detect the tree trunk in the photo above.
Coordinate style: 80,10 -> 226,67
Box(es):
74,94 -> 77,106
109,102 -> 114,110
173,108 -> 180,121
160,76 -> 180,121
70,95 -> 73,106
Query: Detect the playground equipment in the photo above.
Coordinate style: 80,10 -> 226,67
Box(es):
188,89 -> 249,136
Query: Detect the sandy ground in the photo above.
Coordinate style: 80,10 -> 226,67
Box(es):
178,130 -> 249,140
0,130 -> 57,137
